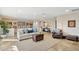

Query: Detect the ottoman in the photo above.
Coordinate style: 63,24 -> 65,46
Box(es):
32,34 -> 44,42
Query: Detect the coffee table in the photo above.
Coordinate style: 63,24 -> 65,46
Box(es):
32,34 -> 44,42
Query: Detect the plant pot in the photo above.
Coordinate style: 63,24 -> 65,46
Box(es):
1,35 -> 7,39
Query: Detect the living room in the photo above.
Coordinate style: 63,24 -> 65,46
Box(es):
0,7 -> 79,51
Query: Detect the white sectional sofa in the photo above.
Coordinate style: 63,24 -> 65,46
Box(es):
17,28 -> 40,41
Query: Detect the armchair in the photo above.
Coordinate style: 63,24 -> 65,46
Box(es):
52,29 -> 63,39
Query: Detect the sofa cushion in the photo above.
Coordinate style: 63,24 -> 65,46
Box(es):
32,27 -> 37,32
23,30 -> 26,34
27,29 -> 33,33
53,28 -> 60,33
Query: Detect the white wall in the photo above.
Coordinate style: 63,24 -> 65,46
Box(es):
57,12 -> 79,36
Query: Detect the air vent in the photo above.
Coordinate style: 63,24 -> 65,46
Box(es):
72,8 -> 79,12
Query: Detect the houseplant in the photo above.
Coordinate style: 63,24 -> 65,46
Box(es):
0,20 -> 9,35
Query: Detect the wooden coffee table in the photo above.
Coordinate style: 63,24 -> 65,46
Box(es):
32,34 -> 44,42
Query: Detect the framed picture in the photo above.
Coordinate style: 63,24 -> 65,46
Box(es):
68,20 -> 76,27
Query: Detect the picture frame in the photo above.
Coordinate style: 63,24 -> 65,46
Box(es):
68,20 -> 76,27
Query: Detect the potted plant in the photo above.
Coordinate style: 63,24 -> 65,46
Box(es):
0,20 -> 9,38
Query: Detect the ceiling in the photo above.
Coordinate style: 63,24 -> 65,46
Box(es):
0,7 -> 78,20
